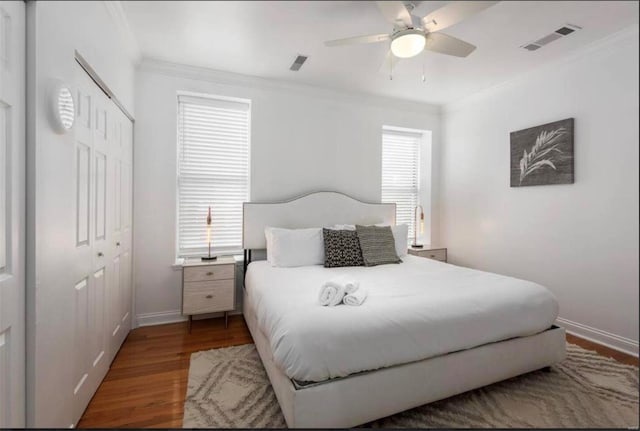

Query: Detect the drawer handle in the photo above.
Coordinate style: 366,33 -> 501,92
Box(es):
205,294 -> 213,299
97,252 -> 104,257
206,271 -> 214,276
116,242 -> 121,247
430,254 -> 436,258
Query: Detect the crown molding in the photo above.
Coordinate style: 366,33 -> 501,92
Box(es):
138,58 -> 442,116
444,23 -> 639,114
103,0 -> 141,65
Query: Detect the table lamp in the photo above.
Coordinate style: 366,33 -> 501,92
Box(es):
201,206 -> 217,261
412,205 -> 424,248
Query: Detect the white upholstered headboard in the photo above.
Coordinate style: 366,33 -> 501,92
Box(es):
242,191 -> 396,249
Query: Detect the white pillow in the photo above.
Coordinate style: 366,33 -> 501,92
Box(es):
389,224 -> 408,258
264,227 -> 324,267
331,223 -> 408,258
330,224 -> 356,231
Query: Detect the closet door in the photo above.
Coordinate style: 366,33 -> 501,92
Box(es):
31,55 -> 134,428
0,1 -> 25,426
90,83 -> 108,379
70,68 -> 112,422
70,70 -> 94,421
107,106 -> 132,361
119,112 -> 133,339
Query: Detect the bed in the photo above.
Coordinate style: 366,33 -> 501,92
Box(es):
242,191 -> 566,428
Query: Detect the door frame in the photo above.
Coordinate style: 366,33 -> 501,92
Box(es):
0,0 -> 26,427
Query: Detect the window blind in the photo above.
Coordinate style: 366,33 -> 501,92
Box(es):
177,94 -> 250,257
381,129 -> 422,240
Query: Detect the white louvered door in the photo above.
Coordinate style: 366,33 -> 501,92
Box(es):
0,1 -> 25,427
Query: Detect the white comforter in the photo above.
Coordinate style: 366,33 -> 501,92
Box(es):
245,255 -> 559,383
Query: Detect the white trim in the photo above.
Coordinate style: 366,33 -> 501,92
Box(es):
177,90 -> 252,107
556,317 -> 639,358
175,94 -> 251,257
103,1 -> 141,64
444,23 -> 640,113
382,125 -> 428,136
138,58 -> 442,116
136,310 -> 186,327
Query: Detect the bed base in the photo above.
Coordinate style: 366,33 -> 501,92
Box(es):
243,287 -> 566,428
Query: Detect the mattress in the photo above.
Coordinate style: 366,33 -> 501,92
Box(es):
244,255 -> 559,383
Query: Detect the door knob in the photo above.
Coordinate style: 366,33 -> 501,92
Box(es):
97,252 -> 104,257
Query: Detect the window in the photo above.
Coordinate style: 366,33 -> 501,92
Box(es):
177,94 -> 250,257
381,127 -> 422,240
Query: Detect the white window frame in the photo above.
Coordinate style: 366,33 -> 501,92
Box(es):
176,91 -> 251,258
381,126 -> 425,241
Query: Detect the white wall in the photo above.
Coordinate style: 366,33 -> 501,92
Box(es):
134,60 -> 441,324
441,26 -> 639,355
26,1 -> 136,426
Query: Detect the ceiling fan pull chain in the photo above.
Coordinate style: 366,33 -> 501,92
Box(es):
389,43 -> 393,80
422,51 -> 426,83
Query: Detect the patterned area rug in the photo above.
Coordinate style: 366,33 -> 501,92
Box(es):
183,343 -> 639,428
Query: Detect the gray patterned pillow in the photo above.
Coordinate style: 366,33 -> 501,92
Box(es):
322,228 -> 364,268
355,225 -> 402,266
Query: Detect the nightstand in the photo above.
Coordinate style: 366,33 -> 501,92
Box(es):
182,256 -> 235,332
408,245 -> 447,262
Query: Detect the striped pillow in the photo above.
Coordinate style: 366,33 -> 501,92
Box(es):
355,225 -> 402,266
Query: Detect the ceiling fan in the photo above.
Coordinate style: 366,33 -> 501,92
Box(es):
324,1 -> 498,73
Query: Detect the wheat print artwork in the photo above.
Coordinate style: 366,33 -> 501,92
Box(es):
510,118 -> 574,187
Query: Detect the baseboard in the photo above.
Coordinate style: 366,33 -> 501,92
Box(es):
136,310 -> 186,327
556,317 -> 639,357
135,309 -> 243,328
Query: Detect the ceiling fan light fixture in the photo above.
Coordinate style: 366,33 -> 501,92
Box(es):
390,29 -> 426,58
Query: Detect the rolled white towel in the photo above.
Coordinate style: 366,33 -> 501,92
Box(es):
343,288 -> 368,306
344,280 -> 360,294
326,275 -> 359,294
318,282 -> 347,307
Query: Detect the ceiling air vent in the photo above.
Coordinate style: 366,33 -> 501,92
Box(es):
520,24 -> 582,52
289,55 -> 308,71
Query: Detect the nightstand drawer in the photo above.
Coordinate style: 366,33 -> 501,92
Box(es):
183,264 -> 234,282
409,248 -> 447,262
183,280 -> 234,314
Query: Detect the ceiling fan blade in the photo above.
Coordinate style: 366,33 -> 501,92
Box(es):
424,32 -> 476,57
376,1 -> 413,27
422,1 -> 498,32
324,33 -> 390,47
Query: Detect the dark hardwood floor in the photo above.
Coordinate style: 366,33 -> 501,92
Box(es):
77,316 -> 253,428
77,316 -> 638,428
566,333 -> 638,367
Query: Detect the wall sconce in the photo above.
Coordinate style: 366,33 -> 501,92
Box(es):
49,79 -> 75,134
